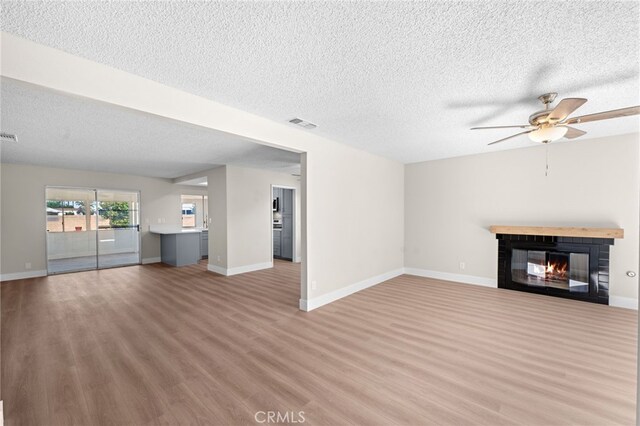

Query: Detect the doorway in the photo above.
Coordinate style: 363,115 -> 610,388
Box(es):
46,186 -> 141,274
272,186 -> 295,262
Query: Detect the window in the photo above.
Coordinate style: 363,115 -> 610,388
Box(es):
46,199 -> 96,232
181,195 -> 208,228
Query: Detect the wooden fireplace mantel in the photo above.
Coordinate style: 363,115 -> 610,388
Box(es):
489,225 -> 624,239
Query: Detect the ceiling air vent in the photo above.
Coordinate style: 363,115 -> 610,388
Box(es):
0,132 -> 18,143
289,118 -> 317,129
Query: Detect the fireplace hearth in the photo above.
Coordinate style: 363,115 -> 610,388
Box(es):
491,226 -> 624,305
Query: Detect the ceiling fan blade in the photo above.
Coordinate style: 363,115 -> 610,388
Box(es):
471,125 -> 533,130
564,106 -> 640,125
561,126 -> 587,139
548,98 -> 587,122
487,130 -> 533,146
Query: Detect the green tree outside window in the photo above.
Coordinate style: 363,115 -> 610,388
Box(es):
99,202 -> 131,227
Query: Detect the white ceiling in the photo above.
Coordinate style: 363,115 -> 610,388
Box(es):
1,1 -> 639,164
0,78 -> 300,178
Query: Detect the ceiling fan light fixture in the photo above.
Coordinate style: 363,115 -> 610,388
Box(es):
528,125 -> 567,143
476,93 -> 639,146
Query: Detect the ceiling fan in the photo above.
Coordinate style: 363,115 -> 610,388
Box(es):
472,93 -> 640,145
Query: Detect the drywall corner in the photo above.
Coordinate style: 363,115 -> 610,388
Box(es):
207,166 -> 228,272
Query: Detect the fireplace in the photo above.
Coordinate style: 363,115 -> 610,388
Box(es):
493,228 -> 621,305
511,248 -> 588,291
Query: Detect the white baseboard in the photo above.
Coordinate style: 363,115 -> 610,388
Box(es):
609,296 -> 638,310
207,263 -> 227,275
299,298 -> 309,311
142,257 -> 161,264
207,261 -> 273,277
299,268 -> 404,312
294,257 -> 302,263
0,270 -> 47,282
1,400 -> 3,426
227,261 -> 272,276
403,267 -> 496,288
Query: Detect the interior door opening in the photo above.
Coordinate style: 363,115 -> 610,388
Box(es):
272,186 -> 295,262
46,186 -> 141,274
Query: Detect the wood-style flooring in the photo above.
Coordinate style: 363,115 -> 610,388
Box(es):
2,260 -> 637,425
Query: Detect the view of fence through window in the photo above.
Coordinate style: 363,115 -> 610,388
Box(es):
46,200 -> 135,232
45,187 -> 141,274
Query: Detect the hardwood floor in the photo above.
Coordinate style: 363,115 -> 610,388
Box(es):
2,260 -> 637,425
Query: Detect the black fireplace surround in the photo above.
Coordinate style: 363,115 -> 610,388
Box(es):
496,233 -> 613,305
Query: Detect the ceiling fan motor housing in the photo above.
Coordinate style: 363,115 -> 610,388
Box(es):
529,110 -> 552,126
528,92 -> 559,125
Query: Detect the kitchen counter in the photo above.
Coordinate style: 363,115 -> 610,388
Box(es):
149,226 -> 204,235
150,226 -> 204,266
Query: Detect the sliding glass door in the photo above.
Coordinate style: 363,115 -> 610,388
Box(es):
46,187 -> 99,273
96,190 -> 140,269
46,187 -> 140,274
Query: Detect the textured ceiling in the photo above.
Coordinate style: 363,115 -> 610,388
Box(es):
0,78 -> 300,178
1,1 -> 639,164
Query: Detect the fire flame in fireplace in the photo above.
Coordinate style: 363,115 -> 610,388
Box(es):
545,260 -> 568,280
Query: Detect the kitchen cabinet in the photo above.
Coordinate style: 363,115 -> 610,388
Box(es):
281,216 -> 293,260
201,230 -> 208,259
273,230 -> 281,257
149,227 -> 202,267
281,188 -> 293,215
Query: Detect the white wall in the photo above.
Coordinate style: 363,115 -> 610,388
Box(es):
303,144 -> 404,305
205,165 -> 301,275
1,33 -> 406,310
206,166 -> 227,272
0,163 -> 206,279
227,165 -> 301,269
209,166 -> 301,274
405,133 -> 640,306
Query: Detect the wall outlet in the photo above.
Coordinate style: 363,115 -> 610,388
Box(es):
25,262 -> 32,270
157,218 -> 162,223
459,262 -> 466,270
161,218 -> 166,224
311,280 -> 317,290
217,255 -> 221,262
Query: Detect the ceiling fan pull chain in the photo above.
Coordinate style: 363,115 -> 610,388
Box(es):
545,143 -> 549,177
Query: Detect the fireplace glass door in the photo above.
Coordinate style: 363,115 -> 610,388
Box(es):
511,249 -> 589,293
